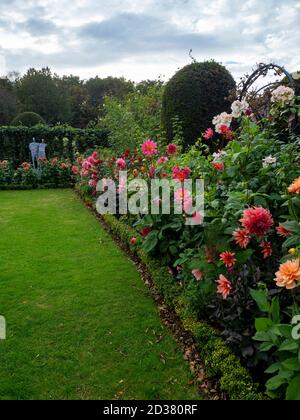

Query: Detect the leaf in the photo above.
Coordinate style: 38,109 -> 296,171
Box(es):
286,374 -> 300,400
273,324 -> 293,339
142,231 -> 158,253
281,221 -> 300,234
260,342 -> 275,352
266,375 -> 287,391
283,235 -> 300,249
253,331 -> 272,342
236,249 -> 253,264
255,317 -> 273,332
282,358 -> 300,372
250,288 -> 270,313
279,339 -> 299,352
271,297 -> 280,324
265,362 -> 281,374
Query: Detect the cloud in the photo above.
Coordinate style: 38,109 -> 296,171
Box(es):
0,0 -> 299,81
22,18 -> 58,36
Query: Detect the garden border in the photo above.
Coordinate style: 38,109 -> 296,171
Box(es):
75,189 -> 265,400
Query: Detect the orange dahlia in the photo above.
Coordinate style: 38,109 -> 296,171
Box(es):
275,259 -> 300,289
288,177 -> 300,194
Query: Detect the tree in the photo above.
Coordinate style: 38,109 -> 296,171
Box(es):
84,76 -> 134,122
0,77 -> 17,125
16,67 -> 72,124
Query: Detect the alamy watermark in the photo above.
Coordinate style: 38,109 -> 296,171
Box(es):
0,316 -> 6,340
95,172 -> 205,226
292,315 -> 300,340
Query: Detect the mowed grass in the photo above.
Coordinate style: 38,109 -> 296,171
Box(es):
0,189 -> 200,400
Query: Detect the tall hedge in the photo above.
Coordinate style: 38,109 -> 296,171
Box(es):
0,125 -> 109,166
162,61 -> 236,148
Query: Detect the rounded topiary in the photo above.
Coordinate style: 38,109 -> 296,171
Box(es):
11,112 -> 45,127
162,61 -> 236,148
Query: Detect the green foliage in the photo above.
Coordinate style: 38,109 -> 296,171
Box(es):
0,125 -> 109,166
0,78 -> 17,125
99,82 -> 165,152
252,293 -> 300,400
162,61 -> 235,148
11,111 -> 45,127
16,67 -> 72,124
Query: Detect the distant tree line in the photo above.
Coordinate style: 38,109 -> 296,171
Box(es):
0,67 -> 159,128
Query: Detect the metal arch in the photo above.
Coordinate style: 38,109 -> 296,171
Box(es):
238,63 -> 295,101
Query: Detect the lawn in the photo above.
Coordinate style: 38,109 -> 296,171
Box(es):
0,189 -> 200,400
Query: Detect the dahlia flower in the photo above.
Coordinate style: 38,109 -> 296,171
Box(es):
240,207 -> 273,236
275,259 -> 300,289
203,128 -> 214,140
233,228 -> 251,248
216,274 -> 232,299
219,251 -> 237,267
288,177 -> 300,194
276,224 -> 292,238
141,139 -> 158,156
192,269 -> 204,281
166,143 -> 177,155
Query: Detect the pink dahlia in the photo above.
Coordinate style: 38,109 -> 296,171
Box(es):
141,139 -> 158,156
240,207 -> 273,236
157,156 -> 168,165
167,143 -> 177,155
192,269 -> 204,281
72,165 -> 80,175
203,128 -> 214,140
216,275 -> 232,299
233,228 -> 250,248
116,158 -> 126,170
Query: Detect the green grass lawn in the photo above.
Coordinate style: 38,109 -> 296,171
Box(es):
0,189 -> 200,400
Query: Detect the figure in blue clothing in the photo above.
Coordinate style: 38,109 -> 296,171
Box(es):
29,137 -> 39,168
38,139 -> 47,160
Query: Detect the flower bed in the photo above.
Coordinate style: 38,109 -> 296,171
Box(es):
0,158 -> 76,189
74,85 -> 300,399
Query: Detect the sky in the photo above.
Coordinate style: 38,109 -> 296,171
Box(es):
0,0 -> 299,82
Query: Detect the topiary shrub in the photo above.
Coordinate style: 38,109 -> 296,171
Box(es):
162,61 -> 236,149
11,112 -> 46,127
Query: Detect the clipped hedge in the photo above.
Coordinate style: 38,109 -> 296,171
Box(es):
11,112 -> 45,127
162,61 -> 235,149
0,125 -> 109,166
87,208 -> 264,400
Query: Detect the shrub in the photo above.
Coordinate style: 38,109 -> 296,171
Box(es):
99,82 -> 165,153
162,61 -> 235,149
11,112 -> 46,127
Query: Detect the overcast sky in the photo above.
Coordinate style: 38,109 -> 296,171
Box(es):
0,0 -> 299,82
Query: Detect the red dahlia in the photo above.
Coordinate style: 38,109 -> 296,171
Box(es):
240,207 -> 273,236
